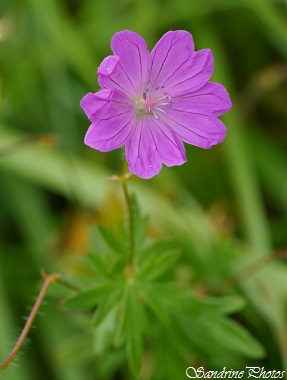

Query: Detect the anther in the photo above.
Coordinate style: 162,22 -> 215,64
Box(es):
155,84 -> 165,90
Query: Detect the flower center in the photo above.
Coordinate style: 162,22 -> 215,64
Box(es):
134,84 -> 172,120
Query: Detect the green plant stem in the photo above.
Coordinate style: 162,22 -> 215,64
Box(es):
56,276 -> 81,292
0,272 -> 60,372
121,160 -> 135,266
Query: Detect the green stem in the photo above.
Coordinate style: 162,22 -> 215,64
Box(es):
121,160 -> 135,266
0,272 -> 60,372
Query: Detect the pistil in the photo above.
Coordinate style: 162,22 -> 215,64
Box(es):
136,83 -> 172,120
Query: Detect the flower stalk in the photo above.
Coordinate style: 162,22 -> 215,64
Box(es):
121,160 -> 135,267
0,272 -> 60,372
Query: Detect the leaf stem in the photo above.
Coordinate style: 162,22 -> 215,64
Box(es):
0,272 -> 60,372
121,160 -> 135,266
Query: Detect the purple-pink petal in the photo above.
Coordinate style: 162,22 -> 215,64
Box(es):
149,30 -> 194,90
97,55 -> 119,77
83,89 -> 135,152
165,48 -> 214,96
98,30 -> 149,97
172,82 -> 232,117
146,118 -> 187,167
126,119 -> 163,179
162,111 -> 227,149
125,117 -> 187,179
80,89 -> 114,122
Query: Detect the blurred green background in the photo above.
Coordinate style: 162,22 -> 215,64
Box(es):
1,0 -> 287,379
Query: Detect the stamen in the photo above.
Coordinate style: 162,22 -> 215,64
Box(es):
151,111 -> 159,120
164,92 -> 171,101
155,91 -> 172,109
155,84 -> 165,90
136,85 -> 172,120
154,107 -> 166,114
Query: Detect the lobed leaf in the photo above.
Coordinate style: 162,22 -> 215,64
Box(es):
123,283 -> 145,376
98,225 -> 128,254
138,250 -> 180,281
64,281 -> 120,309
93,288 -> 123,327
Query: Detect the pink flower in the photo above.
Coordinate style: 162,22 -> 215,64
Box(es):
80,30 -> 232,179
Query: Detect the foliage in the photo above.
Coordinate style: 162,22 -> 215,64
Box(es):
64,199 -> 264,377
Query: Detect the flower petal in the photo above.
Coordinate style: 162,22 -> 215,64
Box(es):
83,90 -> 135,152
149,30 -> 194,90
147,118 -> 187,167
80,89 -> 114,122
172,82 -> 232,117
125,118 -> 162,179
166,49 -> 214,96
163,111 -> 227,149
98,30 -> 149,97
149,30 -> 213,95
125,116 -> 186,179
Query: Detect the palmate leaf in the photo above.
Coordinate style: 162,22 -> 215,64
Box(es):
93,288 -> 122,327
141,284 -> 172,327
98,225 -> 128,254
189,294 -> 246,315
109,280 -> 147,375
138,251 -> 180,281
123,282 -> 145,376
87,251 -> 109,278
177,311 -> 265,361
141,281 -> 264,362
142,282 -> 191,312
210,316 -> 265,358
64,280 -> 121,309
93,308 -> 118,354
138,240 -> 178,262
137,241 -> 180,281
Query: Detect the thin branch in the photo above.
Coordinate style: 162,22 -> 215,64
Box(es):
0,272 -> 60,372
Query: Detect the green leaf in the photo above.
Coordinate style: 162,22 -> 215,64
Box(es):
141,285 -> 171,326
98,225 -> 127,254
93,288 -> 123,327
93,309 -> 118,354
64,281 -> 119,309
87,252 -> 109,278
188,295 -> 246,315
138,250 -> 180,281
142,282 -> 191,323
197,315 -> 265,358
176,306 -> 265,363
124,283 -> 144,376
138,240 -> 178,265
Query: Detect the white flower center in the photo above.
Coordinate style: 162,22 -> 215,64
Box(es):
134,84 -> 172,120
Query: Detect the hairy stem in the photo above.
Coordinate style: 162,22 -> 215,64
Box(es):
0,272 -> 60,372
121,160 -> 135,266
